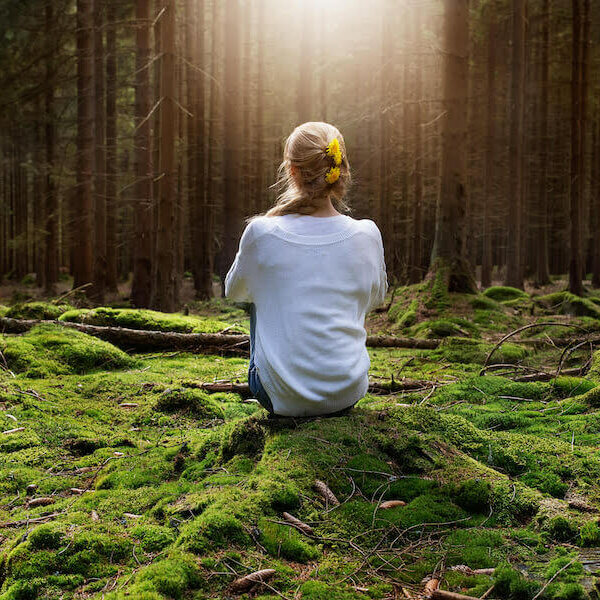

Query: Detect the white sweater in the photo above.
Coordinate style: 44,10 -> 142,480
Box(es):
225,213 -> 388,417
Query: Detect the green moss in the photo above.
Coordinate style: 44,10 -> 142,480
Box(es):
471,295 -> 503,311
154,388 -> 223,419
543,516 -> 579,542
535,292 -> 600,319
389,299 -> 418,328
5,302 -> 74,320
59,306 -> 240,334
0,324 -> 137,377
131,524 -> 176,553
579,521 -> 600,547
453,479 -> 491,512
299,581 -> 359,600
259,518 -> 319,562
27,524 -> 65,551
425,268 -> 451,310
484,286 -> 529,302
493,564 -> 540,599
436,337 -> 528,365
221,418 -> 266,461
178,508 -> 250,553
411,318 -> 480,339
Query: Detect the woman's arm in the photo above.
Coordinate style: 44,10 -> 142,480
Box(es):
366,222 -> 389,312
224,223 -> 255,303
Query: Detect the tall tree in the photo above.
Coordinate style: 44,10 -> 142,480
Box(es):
131,0 -> 153,307
105,0 -> 118,292
221,0 -> 242,292
297,0 -> 312,123
73,0 -> 94,290
505,0 -> 526,289
535,0 -> 551,286
429,0 -> 476,293
91,0 -> 106,302
151,0 -> 177,311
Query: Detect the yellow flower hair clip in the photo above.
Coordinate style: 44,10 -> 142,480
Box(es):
325,138 -> 343,166
325,166 -> 341,184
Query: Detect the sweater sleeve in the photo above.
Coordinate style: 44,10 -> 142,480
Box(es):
366,222 -> 389,312
224,222 -> 255,303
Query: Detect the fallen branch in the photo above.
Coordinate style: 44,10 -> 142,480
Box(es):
0,512 -> 63,528
0,317 -> 441,354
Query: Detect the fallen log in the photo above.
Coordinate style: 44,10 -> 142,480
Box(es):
191,379 -> 436,399
0,317 -> 441,354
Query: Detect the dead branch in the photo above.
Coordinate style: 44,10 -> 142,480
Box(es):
431,591 -> 481,600
0,512 -> 63,528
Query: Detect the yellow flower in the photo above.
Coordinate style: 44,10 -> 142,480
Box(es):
325,138 -> 343,166
325,166 -> 341,184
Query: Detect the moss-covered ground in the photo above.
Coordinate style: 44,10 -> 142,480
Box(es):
0,284 -> 599,599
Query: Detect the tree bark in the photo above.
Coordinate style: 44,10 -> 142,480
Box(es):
592,119 -> 600,288
569,0 -> 583,296
105,0 -> 118,293
74,0 -> 95,290
505,0 -> 526,289
91,0 -> 106,303
535,0 -> 551,287
151,0 -> 177,312
429,0 -> 476,294
131,0 -> 153,308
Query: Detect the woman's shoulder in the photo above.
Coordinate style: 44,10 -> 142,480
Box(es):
349,217 -> 383,242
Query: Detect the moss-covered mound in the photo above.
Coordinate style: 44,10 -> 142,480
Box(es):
435,337 -> 529,365
59,306 -> 244,334
4,301 -> 74,320
483,286 -> 529,302
0,324 -> 137,377
535,291 -> 600,319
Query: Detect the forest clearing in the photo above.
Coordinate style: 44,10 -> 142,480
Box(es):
0,280 -> 600,599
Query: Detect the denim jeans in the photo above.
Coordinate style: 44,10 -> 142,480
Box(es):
247,303 -> 275,414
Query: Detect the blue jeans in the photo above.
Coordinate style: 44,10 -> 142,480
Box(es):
247,303 -> 275,414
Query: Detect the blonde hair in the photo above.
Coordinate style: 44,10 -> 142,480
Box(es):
256,122 -> 352,219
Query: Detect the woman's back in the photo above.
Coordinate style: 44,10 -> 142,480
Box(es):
225,213 -> 387,417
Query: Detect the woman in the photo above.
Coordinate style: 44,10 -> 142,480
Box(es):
225,122 -> 388,417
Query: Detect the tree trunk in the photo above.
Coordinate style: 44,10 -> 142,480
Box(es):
481,13 -> 496,289
91,0 -> 106,303
74,0 -> 95,290
592,119 -> 600,288
297,0 -> 312,123
505,0 -> 525,289
569,0 -> 583,296
151,0 -> 177,311
429,0 -> 476,294
131,0 -> 153,308
105,0 -> 118,293
220,0 -> 242,293
535,0 -> 551,287
409,7 -> 423,285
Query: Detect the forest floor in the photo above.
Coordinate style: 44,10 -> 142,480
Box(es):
0,277 -> 600,599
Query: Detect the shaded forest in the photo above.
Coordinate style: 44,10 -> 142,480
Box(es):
0,0 -> 599,308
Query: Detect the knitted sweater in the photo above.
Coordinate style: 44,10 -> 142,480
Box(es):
225,213 -> 388,416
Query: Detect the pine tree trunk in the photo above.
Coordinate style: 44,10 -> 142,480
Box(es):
297,1 -> 312,123
592,119 -> 600,288
505,0 -> 525,289
44,0 -> 58,295
569,0 -> 583,296
131,0 -> 153,308
535,0 -> 551,287
428,0 -> 476,294
91,0 -> 106,303
105,0 -> 118,293
151,0 -> 177,311
221,0 -> 242,292
409,8 -> 423,285
481,14 -> 496,289
74,0 -> 95,289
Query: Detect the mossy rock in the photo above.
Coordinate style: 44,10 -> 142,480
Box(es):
154,388 -> 223,419
59,306 -> 241,334
483,286 -> 529,302
535,292 -> 600,319
0,324 -> 137,377
4,302 -> 74,320
412,318 -> 480,339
